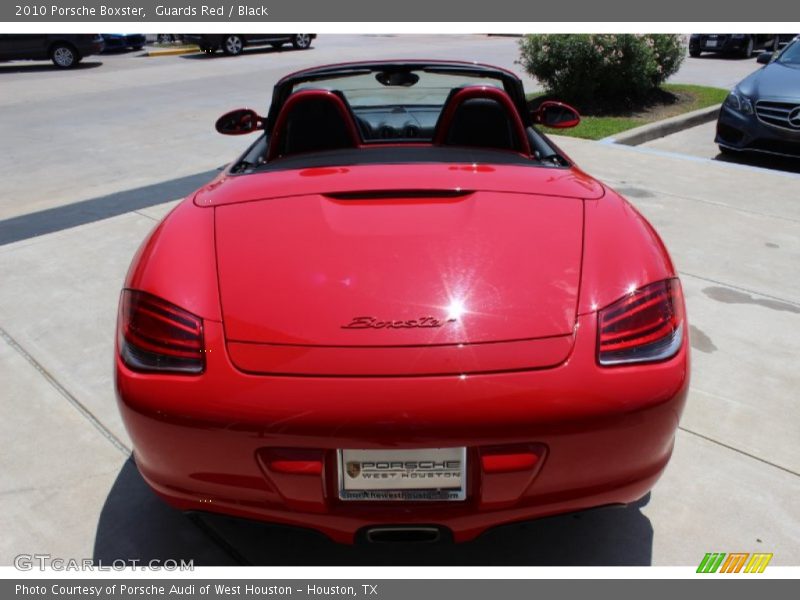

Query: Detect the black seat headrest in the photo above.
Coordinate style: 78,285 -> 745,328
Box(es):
445,97 -> 518,151
433,86 -> 530,155
269,90 -> 359,160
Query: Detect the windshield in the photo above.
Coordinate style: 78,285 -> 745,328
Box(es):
776,40 -> 800,66
294,70 -> 504,106
231,63 -> 570,173
292,69 -> 506,141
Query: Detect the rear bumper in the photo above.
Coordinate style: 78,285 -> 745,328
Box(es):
690,36 -> 749,54
126,35 -> 146,47
116,312 -> 689,544
716,104 -> 800,158
73,37 -> 104,57
102,35 -> 145,49
183,35 -> 221,47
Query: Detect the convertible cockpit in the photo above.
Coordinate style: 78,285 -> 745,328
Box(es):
215,60 -> 581,171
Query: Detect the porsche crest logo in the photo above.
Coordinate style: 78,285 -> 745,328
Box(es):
346,462 -> 361,478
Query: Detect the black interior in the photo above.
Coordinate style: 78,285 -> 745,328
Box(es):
259,145 -> 547,172
353,106 -> 440,141
276,96 -> 357,158
441,97 -> 519,151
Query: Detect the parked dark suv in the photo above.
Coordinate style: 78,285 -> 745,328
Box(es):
689,34 -> 778,58
0,34 -> 104,68
101,34 -> 146,51
183,34 -> 315,56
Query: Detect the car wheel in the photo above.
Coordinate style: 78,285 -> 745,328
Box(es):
742,37 -> 754,58
292,34 -> 312,49
689,48 -> 701,57
222,35 -> 244,56
50,43 -> 79,68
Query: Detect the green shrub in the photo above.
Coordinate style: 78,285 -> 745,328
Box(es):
518,34 -> 685,112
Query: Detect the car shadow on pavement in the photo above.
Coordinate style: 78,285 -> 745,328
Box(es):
93,459 -> 238,566
179,46 -> 305,60
101,48 -> 142,55
94,458 -> 654,566
0,168 -> 219,247
689,54 -> 764,62
0,61 -> 103,74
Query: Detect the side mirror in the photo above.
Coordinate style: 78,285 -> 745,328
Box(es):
757,51 -> 773,64
532,101 -> 581,129
215,108 -> 264,135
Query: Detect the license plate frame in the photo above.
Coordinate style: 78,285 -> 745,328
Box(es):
337,447 -> 467,502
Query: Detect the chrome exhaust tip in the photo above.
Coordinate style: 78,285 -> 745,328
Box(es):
362,526 -> 445,544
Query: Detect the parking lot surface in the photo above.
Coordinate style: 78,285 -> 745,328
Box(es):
643,121 -> 725,158
1,35 -> 798,566
670,52 -> 768,89
642,121 -> 800,175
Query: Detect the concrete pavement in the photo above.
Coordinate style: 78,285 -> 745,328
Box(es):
0,34 -> 537,222
668,53 -> 762,90
0,35 -> 765,223
1,137 -> 798,565
641,120 -> 800,175
643,121 -> 723,157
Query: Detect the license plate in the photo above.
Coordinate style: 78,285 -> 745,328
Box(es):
338,448 -> 467,501
706,40 -> 718,48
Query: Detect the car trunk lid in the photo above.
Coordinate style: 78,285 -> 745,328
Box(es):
215,183 -> 586,375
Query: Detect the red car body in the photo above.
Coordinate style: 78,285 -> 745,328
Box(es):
115,61 -> 689,545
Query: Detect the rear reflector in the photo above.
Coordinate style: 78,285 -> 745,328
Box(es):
597,279 -> 684,366
118,290 -> 204,374
269,460 -> 324,475
480,443 -> 547,474
481,452 -> 540,473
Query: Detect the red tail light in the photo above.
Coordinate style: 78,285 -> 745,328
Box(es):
118,290 -> 204,374
597,279 -> 684,366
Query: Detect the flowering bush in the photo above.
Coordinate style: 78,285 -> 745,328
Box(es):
518,34 -> 685,112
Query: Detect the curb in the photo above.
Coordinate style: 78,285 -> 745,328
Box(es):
145,46 -> 200,57
602,104 -> 722,146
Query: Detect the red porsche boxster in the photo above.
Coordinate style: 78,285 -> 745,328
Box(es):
115,61 -> 689,545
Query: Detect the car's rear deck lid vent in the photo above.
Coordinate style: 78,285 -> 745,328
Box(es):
323,189 -> 473,200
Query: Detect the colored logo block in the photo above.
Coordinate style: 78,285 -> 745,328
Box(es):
697,552 -> 773,573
